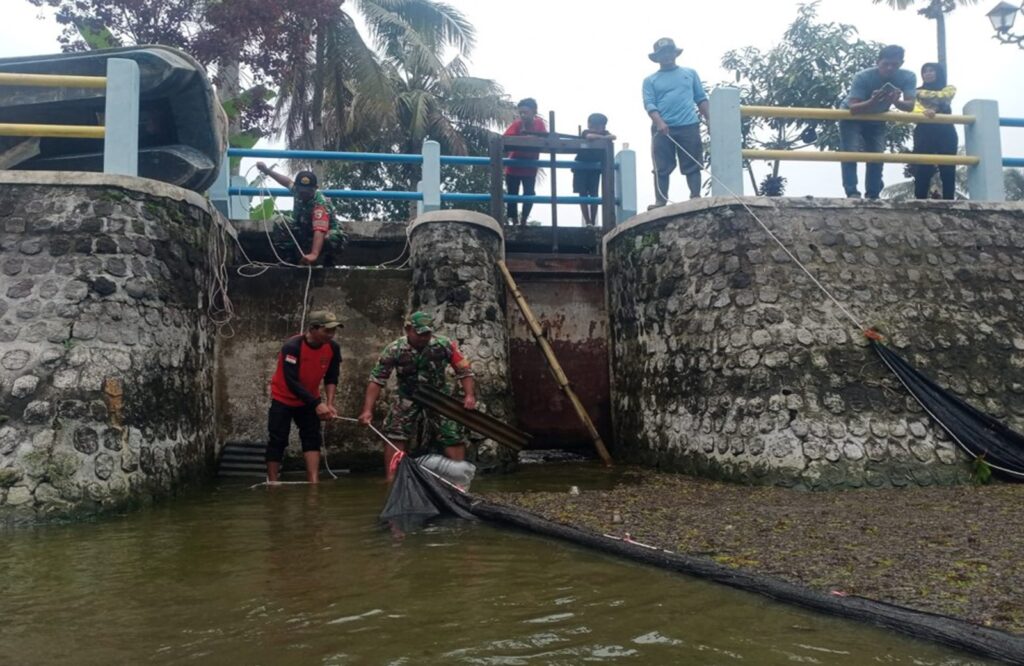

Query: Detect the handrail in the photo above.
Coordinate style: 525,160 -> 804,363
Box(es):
0,72 -> 107,89
741,105 -> 975,126
743,149 -> 980,166
226,147 -> 603,171
227,185 -> 607,205
1000,117 -> 1024,128
0,123 -> 104,139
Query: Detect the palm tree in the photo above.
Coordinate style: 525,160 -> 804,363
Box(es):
273,0 -> 476,151
871,0 -> 979,66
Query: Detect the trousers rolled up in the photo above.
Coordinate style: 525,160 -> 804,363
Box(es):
651,124 -> 703,203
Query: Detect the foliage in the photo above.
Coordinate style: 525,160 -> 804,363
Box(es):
721,2 -> 912,184
881,167 -> 1024,201
971,454 -> 993,485
759,175 -> 788,196
871,0 -> 979,66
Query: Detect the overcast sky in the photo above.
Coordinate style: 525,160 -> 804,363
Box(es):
3,0 -> 1023,225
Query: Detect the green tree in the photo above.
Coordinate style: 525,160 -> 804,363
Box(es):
870,0 -> 979,67
881,167 -> 1024,200
721,3 -> 911,192
272,0 -> 476,152
321,54 -> 515,221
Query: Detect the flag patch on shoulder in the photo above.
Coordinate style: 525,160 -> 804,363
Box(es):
284,354 -> 298,364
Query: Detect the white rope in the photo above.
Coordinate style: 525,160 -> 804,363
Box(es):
663,132 -> 867,333
334,416 -> 469,495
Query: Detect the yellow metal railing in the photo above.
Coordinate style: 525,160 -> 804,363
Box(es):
740,105 -> 975,126
0,72 -> 106,89
742,149 -> 978,166
0,72 -> 107,140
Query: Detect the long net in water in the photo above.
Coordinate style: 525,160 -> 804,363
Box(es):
379,456 -> 476,531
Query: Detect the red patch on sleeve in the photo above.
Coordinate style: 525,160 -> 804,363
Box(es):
312,205 -> 329,233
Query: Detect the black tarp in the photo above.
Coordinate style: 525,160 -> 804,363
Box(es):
378,457 -> 476,529
872,340 -> 1024,479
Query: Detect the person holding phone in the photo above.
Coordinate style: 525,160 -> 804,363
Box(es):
838,45 -> 917,199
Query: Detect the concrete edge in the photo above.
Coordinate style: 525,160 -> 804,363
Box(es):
409,210 -> 506,257
0,170 -> 221,220
603,196 -> 1024,250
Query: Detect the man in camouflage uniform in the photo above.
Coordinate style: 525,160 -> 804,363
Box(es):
358,311 -> 477,480
255,162 -> 346,265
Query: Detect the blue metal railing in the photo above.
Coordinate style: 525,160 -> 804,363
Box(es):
228,147 -> 604,171
226,146 -> 613,206
1001,117 -> 1024,168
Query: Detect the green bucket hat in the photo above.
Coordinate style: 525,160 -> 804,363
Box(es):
406,311 -> 434,334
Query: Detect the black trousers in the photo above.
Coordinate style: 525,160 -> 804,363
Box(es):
913,124 -> 958,200
266,399 -> 321,463
505,174 -> 537,223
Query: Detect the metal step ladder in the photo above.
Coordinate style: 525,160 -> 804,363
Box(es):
217,441 -> 266,478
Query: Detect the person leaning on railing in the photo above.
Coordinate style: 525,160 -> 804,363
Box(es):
912,63 -> 958,200
838,44 -> 917,200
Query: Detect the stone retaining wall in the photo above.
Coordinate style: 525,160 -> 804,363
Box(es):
409,211 -> 515,471
0,174 -> 219,523
605,198 -> 1024,489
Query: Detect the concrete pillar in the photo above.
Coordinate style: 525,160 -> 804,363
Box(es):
615,148 -> 637,222
102,58 -> 140,177
408,211 -> 516,472
709,86 -> 744,197
420,139 -> 441,213
964,99 -> 1005,202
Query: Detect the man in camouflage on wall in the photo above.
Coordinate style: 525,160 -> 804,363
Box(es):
255,162 -> 346,265
358,311 -> 477,481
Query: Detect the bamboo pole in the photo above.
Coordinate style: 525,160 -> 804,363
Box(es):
0,123 -> 104,139
497,259 -> 613,466
0,72 -> 107,89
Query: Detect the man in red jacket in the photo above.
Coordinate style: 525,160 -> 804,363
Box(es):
266,310 -> 342,483
502,97 -> 548,225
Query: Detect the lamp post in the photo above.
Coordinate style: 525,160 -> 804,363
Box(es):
988,1 -> 1024,48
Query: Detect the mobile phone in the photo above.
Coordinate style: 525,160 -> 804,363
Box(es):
879,82 -> 901,96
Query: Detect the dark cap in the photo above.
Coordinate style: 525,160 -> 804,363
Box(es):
649,37 -> 683,62
295,170 -> 318,190
308,310 -> 342,329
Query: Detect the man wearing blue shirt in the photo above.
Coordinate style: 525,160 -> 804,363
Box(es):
839,44 -> 917,199
642,37 -> 710,206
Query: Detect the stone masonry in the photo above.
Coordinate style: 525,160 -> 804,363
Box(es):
408,211 -> 516,472
0,173 -> 219,523
605,198 -> 1024,489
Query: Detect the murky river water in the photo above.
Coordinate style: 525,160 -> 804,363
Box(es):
0,465 -> 992,664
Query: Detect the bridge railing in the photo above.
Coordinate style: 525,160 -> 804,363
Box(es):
1001,117 -> 1024,169
709,87 -> 1007,201
213,143 -> 638,223
0,60 -> 140,176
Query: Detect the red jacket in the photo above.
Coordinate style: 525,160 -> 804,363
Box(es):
503,117 -> 548,177
270,335 -> 341,407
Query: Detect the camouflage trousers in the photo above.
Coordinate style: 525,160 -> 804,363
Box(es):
383,397 -> 465,453
269,223 -> 347,266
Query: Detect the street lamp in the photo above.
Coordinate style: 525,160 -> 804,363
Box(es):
988,1 -> 1024,47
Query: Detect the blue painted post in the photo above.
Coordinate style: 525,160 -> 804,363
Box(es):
709,86 -> 743,197
964,99 -> 1005,202
102,58 -> 139,177
615,148 -> 637,222
421,139 -> 441,213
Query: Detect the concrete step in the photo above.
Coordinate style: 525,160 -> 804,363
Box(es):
219,469 -> 267,478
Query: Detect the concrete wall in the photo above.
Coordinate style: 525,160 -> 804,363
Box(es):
505,258 -> 611,450
0,173 -> 219,523
409,211 -> 515,471
216,267 -> 409,471
605,198 -> 1024,489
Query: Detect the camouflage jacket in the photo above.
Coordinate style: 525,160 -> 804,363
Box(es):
291,189 -> 334,239
369,335 -> 474,398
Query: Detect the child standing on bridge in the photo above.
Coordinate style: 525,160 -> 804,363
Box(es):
573,113 -> 616,227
